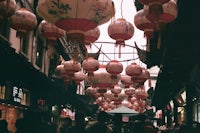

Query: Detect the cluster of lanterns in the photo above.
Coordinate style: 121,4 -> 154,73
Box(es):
134,0 -> 178,51
0,0 -> 179,113
56,57 -> 150,113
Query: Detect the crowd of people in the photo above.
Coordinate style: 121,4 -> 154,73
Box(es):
0,111 -> 200,133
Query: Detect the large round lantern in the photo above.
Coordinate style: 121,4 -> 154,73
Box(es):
121,75 -> 133,88
111,85 -> 122,97
38,20 -> 65,40
125,63 -> 142,81
135,86 -> 148,100
38,20 -> 65,58
56,64 -> 71,82
37,0 -> 115,55
82,57 -> 100,76
72,71 -> 85,84
10,8 -> 37,38
63,59 -> 81,76
134,9 -> 155,51
136,68 -> 150,85
159,0 -> 178,23
106,60 -> 123,79
125,87 -> 135,99
143,0 -> 177,23
86,86 -> 97,97
108,18 -> 134,58
84,27 -> 100,48
85,65 -> 120,94
0,0 -> 16,20
138,0 -> 170,23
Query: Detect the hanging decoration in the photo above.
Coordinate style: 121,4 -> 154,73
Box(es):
138,0 -> 170,23
108,18 -> 134,58
125,62 -> 142,81
37,0 -> 115,59
10,8 -> 37,38
82,57 -> 100,76
0,0 -> 16,20
134,9 -> 155,51
38,20 -> 65,58
85,65 -> 120,95
143,0 -> 178,48
106,60 -> 123,79
84,26 -> 100,48
121,75 -> 133,88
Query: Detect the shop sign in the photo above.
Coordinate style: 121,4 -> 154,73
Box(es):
12,86 -> 23,103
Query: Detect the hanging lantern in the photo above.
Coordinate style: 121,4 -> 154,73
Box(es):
63,59 -> 81,76
86,86 -> 97,97
143,0 -> 176,23
82,57 -> 100,76
37,0 -> 115,57
56,64 -> 71,82
106,60 -> 123,79
135,86 -> 148,100
121,75 -> 133,88
159,0 -> 178,23
0,0 -> 16,20
72,71 -> 85,84
38,20 -> 65,58
108,18 -> 134,58
38,20 -> 65,40
10,8 -> 37,38
139,0 -> 170,23
125,87 -> 135,99
84,26 -> 100,48
111,85 -> 122,97
134,9 -> 155,51
85,65 -> 120,94
104,90 -> 115,101
135,68 -> 150,85
125,62 -> 142,81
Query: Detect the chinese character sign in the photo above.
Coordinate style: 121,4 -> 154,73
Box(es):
12,86 -> 23,103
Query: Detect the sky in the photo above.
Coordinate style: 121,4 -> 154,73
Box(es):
88,0 -> 147,75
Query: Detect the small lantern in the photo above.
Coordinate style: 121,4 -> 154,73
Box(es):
0,0 -> 16,20
82,57 -> 100,76
10,8 -> 37,38
106,60 -> 123,79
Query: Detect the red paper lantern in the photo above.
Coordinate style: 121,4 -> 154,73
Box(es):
106,60 -> 123,79
125,87 -> 135,99
37,0 -> 115,50
84,27 -> 100,48
159,0 -> 178,23
134,9 -> 155,51
121,75 -> 133,88
0,0 -> 16,20
82,57 -> 100,76
138,0 -> 170,5
108,18 -> 134,57
136,68 -> 150,84
38,20 -> 65,41
72,71 -> 85,84
86,65 -> 120,89
125,63 -> 142,80
111,85 -> 122,97
139,0 -> 170,23
10,8 -> 37,38
63,59 -> 81,76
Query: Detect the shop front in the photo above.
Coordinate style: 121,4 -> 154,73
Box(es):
0,82 -> 31,132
